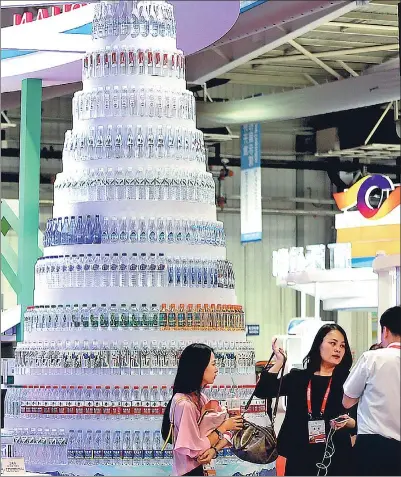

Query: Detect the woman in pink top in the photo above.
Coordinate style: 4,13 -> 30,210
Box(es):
161,343 -> 243,476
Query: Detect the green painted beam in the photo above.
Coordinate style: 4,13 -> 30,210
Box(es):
1,200 -> 20,235
17,78 -> 42,342
1,235 -> 18,273
1,255 -> 21,295
1,217 -> 11,236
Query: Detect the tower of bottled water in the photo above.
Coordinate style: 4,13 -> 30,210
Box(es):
4,2 -> 272,475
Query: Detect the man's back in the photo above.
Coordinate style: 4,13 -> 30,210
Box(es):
344,347 -> 400,440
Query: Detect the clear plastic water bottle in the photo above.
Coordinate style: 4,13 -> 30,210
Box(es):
75,429 -> 84,464
147,253 -> 156,287
112,430 -> 122,466
122,430 -> 132,466
132,430 -> 143,465
119,253 -> 129,287
101,217 -> 109,243
101,253 -> 111,287
93,430 -> 103,465
67,430 -> 76,464
153,430 -> 163,465
110,253 -> 120,287
157,253 -> 167,287
129,218 -> 138,243
83,429 -> 93,464
103,430 -> 113,466
138,253 -> 147,287
143,430 -> 153,463
93,253 -> 102,287
129,253 -> 139,287
85,253 -> 94,287
148,217 -> 156,243
139,218 -> 147,243
110,217 -> 119,243
112,386 -> 122,420
119,217 -> 128,242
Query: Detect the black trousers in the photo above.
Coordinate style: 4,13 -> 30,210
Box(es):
183,465 -> 204,476
353,434 -> 401,476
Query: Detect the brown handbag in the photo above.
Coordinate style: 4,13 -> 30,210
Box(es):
231,351 -> 286,464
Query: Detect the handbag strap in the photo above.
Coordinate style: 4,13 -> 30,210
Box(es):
243,350 -> 287,424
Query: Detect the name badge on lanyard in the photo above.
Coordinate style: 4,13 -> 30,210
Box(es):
307,378 -> 332,444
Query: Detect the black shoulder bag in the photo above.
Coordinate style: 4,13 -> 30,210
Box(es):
231,351 -> 287,464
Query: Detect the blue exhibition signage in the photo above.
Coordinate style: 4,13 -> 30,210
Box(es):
246,324 -> 260,336
240,123 -> 262,243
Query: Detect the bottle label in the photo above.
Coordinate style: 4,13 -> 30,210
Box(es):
93,449 -> 103,460
151,401 -> 162,416
122,450 -> 134,460
144,450 -> 153,459
103,401 -> 112,415
104,449 -> 113,460
67,449 -> 75,460
112,401 -> 122,415
159,312 -> 167,328
132,400 -> 142,415
143,401 -> 152,416
84,401 -> 94,415
75,449 -> 85,460
153,450 -> 163,459
43,402 -> 52,415
112,450 -> 122,459
76,400 -> 84,415
177,312 -> 185,328
84,449 -> 93,460
133,450 -> 143,459
163,449 -> 173,459
94,400 -> 103,415
122,401 -> 131,415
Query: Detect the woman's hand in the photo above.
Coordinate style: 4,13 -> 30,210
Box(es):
330,415 -> 356,431
197,448 -> 217,465
220,415 -> 244,432
272,338 -> 286,363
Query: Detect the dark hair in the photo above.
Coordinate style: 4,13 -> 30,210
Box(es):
380,306 -> 401,336
303,324 -> 353,374
161,343 -> 213,442
369,343 -> 382,351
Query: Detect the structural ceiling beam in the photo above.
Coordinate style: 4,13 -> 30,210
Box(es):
186,0 -> 358,84
250,44 -> 399,64
196,68 -> 400,127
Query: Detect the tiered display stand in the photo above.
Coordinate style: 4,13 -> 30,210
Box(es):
4,1 -> 273,475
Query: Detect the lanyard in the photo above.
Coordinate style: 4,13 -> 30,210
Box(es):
387,342 -> 401,350
307,378 -> 332,417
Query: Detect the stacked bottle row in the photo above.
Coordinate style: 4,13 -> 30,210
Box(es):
83,46 -> 185,80
24,303 -> 245,334
12,428 -> 172,466
15,340 -> 255,376
44,215 -> 225,248
35,254 -> 235,290
73,87 -> 194,122
92,1 -> 176,41
6,384 -> 261,421
64,126 -> 205,164
54,168 -> 214,205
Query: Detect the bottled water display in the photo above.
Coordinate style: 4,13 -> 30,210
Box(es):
35,254 -> 235,289
73,89 -> 195,122
6,384 -> 261,421
44,215 -> 226,247
54,168 -> 215,204
14,340 -> 255,376
24,303 -> 245,333
7,1 -> 257,475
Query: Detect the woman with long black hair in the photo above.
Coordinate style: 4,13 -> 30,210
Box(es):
161,343 -> 243,476
255,324 -> 357,476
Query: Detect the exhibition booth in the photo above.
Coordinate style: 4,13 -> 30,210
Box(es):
1,1 -> 400,476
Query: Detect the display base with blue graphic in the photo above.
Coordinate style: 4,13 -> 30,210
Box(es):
26,461 -> 276,476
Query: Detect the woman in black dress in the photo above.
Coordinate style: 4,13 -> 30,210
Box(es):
255,324 -> 357,476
